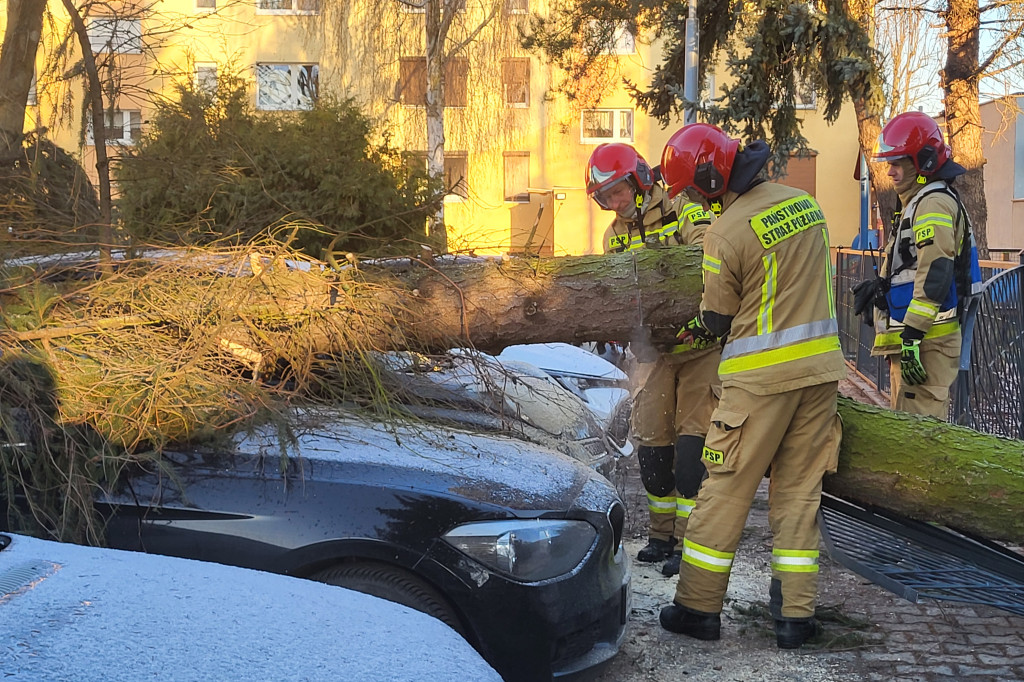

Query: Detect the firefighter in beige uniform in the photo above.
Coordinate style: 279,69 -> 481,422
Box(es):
587,142 -> 721,577
864,112 -> 978,418
656,124 -> 846,649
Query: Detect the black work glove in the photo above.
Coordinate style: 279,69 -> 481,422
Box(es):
851,278 -> 887,327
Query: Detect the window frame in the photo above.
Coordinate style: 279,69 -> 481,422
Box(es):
86,109 -> 143,146
580,108 -> 634,144
195,62 -> 218,94
255,63 -> 319,111
504,0 -> 528,14
255,0 -> 320,15
398,57 -> 469,108
503,152 -> 530,203
502,58 -> 530,108
444,152 -> 469,201
589,20 -> 635,55
86,17 -> 143,55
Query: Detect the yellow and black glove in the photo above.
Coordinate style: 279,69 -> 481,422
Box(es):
900,326 -> 927,385
676,315 -> 718,351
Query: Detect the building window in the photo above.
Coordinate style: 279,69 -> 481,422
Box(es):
399,57 -> 468,107
87,110 -> 142,145
196,63 -> 217,93
502,59 -> 530,108
195,0 -> 216,11
445,153 -> 468,199
504,152 -> 530,203
793,77 -> 817,110
256,0 -> 320,13
772,154 -> 817,196
256,63 -> 318,111
504,0 -> 528,14
589,21 -> 635,55
401,0 -> 464,13
581,109 -> 633,144
87,17 -> 142,54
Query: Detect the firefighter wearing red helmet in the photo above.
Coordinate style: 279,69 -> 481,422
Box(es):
862,111 -> 978,418
586,142 -> 720,577
657,123 -> 845,649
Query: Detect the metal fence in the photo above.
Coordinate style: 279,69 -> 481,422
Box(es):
951,266 -> 1024,438
835,248 -> 1023,438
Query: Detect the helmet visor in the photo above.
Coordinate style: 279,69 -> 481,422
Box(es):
591,176 -> 634,211
871,136 -> 904,164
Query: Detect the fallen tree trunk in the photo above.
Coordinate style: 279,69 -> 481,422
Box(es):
3,247 -> 1024,544
827,398 -> 1024,544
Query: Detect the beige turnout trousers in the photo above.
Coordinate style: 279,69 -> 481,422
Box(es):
675,381 -> 842,619
631,349 -> 721,543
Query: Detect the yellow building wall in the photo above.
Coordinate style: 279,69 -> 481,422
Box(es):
15,0 -> 862,255
978,97 -> 1024,251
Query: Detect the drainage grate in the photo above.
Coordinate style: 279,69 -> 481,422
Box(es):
819,494 -> 1024,617
0,560 -> 55,598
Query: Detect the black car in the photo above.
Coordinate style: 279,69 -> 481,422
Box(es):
100,409 -> 630,681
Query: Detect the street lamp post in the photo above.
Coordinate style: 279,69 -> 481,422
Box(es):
683,0 -> 698,125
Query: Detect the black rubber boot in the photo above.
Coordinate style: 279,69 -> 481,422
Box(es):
659,602 -> 721,640
637,537 -> 676,563
661,551 -> 682,577
775,618 -> 822,649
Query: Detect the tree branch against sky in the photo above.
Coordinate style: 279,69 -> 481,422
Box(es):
319,0 -> 513,251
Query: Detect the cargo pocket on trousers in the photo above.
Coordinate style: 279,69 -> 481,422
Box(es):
702,408 -> 747,473
823,412 -> 843,475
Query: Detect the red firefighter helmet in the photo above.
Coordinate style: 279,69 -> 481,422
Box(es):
585,143 -> 654,210
872,111 -> 950,176
660,123 -> 739,200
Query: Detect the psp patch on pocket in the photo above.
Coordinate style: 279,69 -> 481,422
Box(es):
702,446 -> 724,465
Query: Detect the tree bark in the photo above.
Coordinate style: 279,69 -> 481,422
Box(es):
60,0 -> 114,268
941,0 -> 989,258
827,397 -> 1024,545
0,0 -> 47,158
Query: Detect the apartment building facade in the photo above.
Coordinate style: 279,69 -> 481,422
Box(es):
10,0 -> 865,255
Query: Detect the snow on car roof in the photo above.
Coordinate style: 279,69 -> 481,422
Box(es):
0,533 -> 502,682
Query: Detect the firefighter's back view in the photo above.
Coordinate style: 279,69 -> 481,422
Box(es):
586,142 -> 721,577
656,124 -> 845,648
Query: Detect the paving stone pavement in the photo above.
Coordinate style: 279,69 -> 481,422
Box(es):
598,449 -> 1024,682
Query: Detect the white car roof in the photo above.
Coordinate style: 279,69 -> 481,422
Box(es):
0,533 -> 502,682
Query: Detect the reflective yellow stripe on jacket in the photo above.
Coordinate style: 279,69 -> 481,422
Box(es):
874,318 -> 960,348
607,220 -> 680,253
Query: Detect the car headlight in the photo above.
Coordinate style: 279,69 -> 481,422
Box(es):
443,519 -> 598,582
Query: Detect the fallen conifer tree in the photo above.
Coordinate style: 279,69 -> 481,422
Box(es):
0,244 -> 1022,544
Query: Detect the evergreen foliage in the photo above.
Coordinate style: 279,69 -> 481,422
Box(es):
115,73 -> 445,259
0,133 -> 101,255
525,0 -> 884,171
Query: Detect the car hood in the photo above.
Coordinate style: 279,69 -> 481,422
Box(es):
0,533 -> 502,681
227,409 -> 618,513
